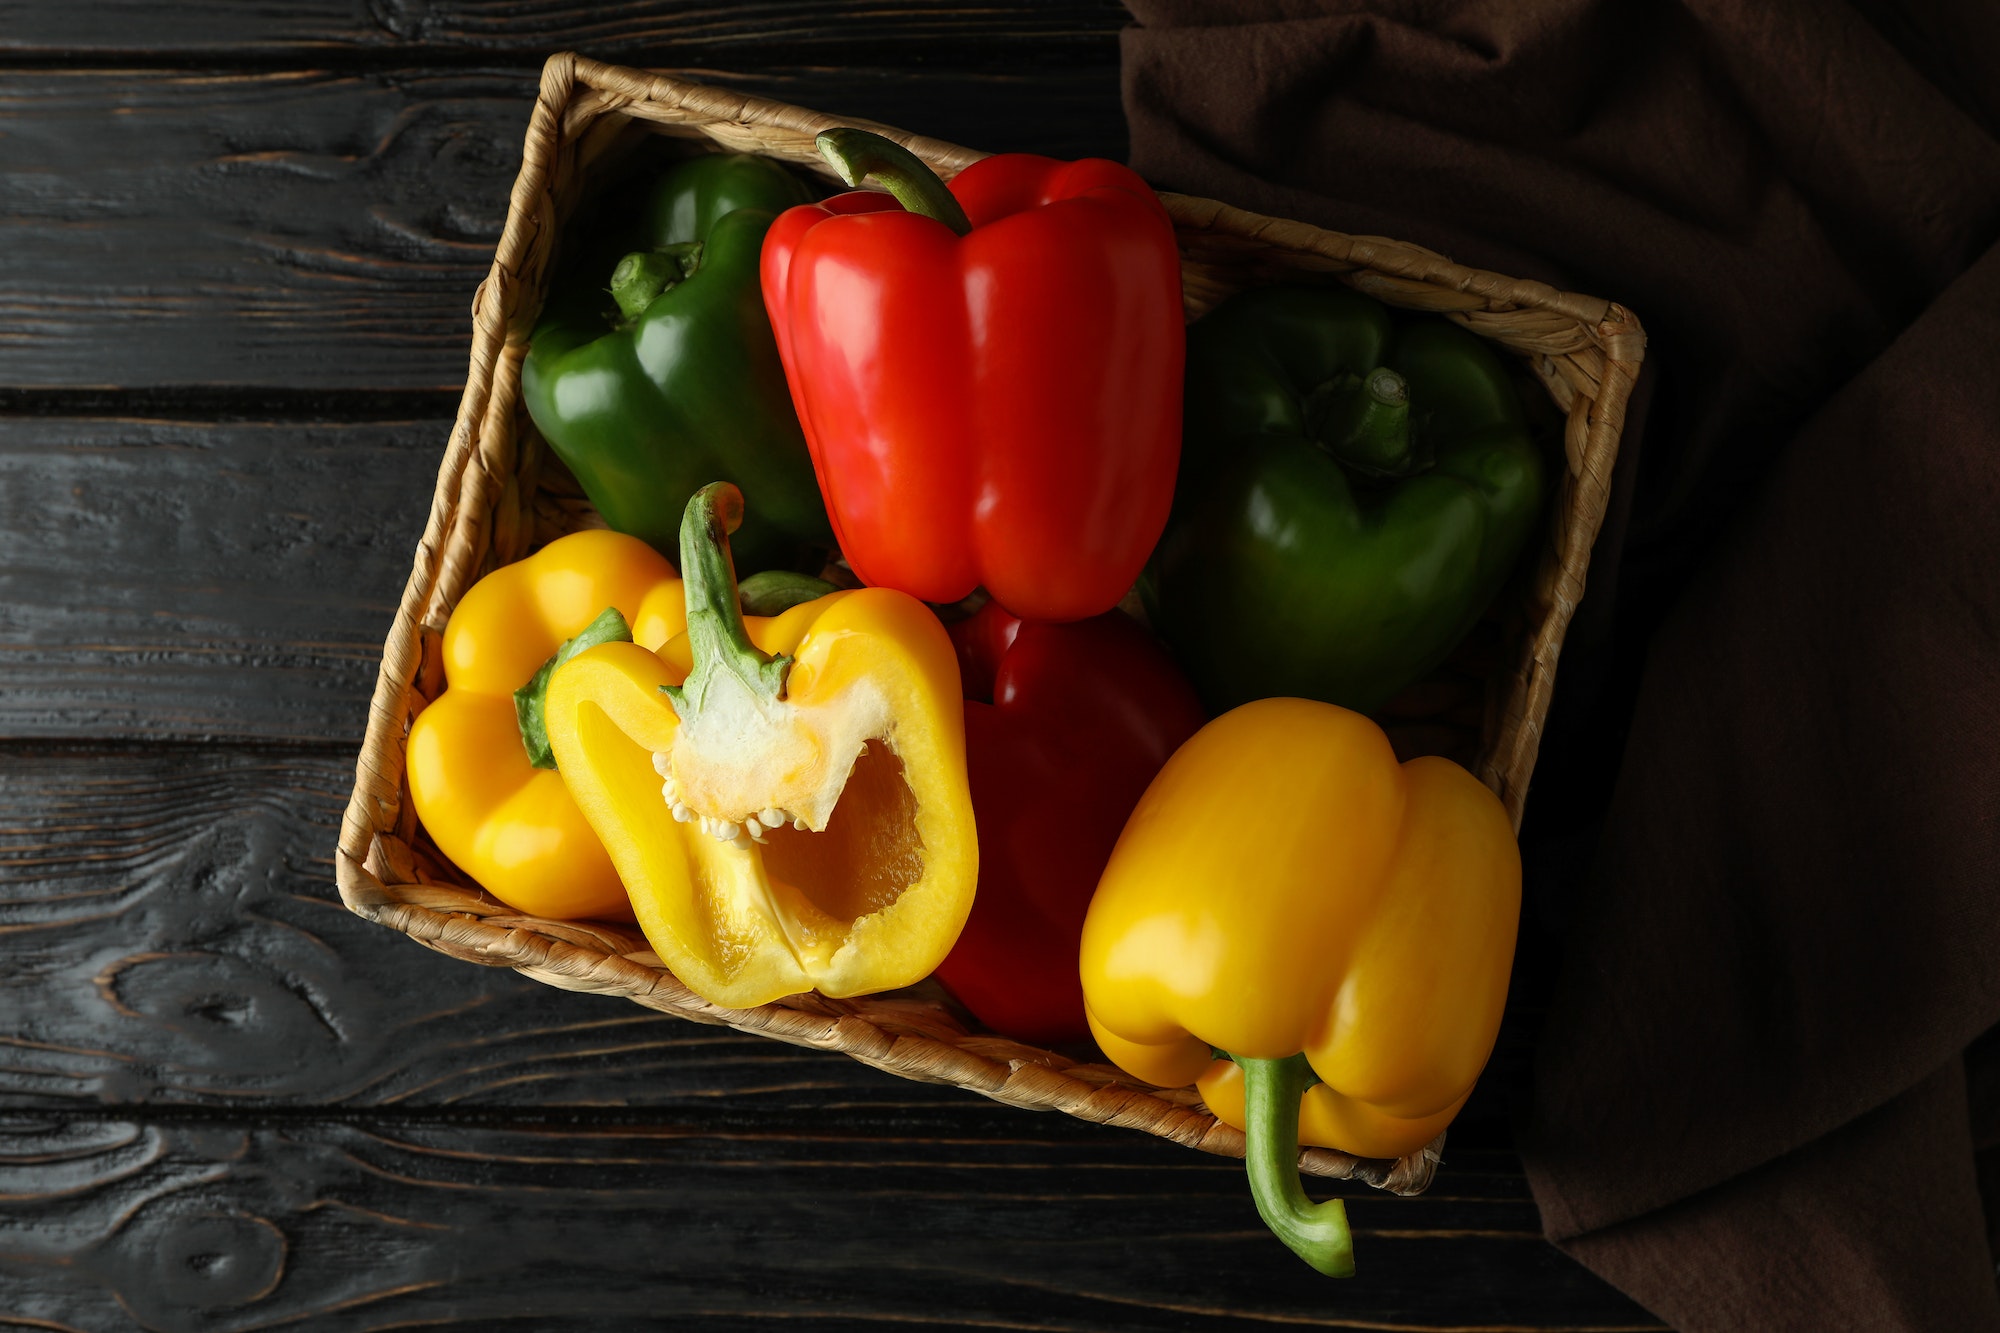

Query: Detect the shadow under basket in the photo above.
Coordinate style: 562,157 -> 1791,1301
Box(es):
336,52 -> 1644,1197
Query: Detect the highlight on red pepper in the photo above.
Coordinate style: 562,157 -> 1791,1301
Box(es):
934,601 -> 1207,1043
760,128 -> 1186,623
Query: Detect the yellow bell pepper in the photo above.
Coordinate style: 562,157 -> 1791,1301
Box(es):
1079,697 -> 1520,1276
406,529 -> 687,919
545,483 -> 976,1009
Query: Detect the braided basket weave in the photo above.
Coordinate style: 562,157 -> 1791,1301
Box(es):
336,52 -> 1644,1195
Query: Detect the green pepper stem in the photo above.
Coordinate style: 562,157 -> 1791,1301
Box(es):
608,242 -> 703,323
514,606 -> 633,769
738,569 -> 840,618
661,482 -> 790,719
1306,367 -> 1420,479
1237,1053 -> 1356,1278
815,128 -> 972,237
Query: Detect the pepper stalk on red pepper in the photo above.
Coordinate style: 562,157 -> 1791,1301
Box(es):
760,128 -> 1186,623
934,601 -> 1207,1043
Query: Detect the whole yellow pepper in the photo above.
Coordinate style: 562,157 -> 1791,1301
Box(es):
545,483 -> 976,1009
1079,697 -> 1520,1276
406,529 -> 686,919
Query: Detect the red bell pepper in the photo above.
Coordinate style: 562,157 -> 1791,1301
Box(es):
936,601 -> 1208,1042
760,129 -> 1185,623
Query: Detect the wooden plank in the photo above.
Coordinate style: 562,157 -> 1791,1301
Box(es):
0,66 -> 1125,391
0,1 -> 1128,64
0,739 -> 1529,1140
0,744 -> 963,1113
0,741 -> 1658,1327
0,1113 -> 1661,1331
0,12 -> 1656,1328
0,417 -> 443,743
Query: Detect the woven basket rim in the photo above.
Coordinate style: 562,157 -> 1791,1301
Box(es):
335,51 -> 1644,1193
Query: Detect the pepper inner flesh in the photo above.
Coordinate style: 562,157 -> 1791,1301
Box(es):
758,743 -> 925,931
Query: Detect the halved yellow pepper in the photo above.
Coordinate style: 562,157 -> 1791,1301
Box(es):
546,483 -> 976,1008
1079,697 -> 1520,1276
406,528 -> 688,919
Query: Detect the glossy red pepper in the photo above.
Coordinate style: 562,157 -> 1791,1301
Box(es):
760,129 -> 1185,623
935,601 -> 1208,1042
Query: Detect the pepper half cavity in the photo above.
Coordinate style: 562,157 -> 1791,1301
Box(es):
544,484 -> 976,1007
646,673 -> 929,976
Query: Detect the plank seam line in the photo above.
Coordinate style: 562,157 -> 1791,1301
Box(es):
0,45 -> 1122,75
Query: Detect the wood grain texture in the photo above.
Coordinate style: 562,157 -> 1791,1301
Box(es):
0,741 -> 1539,1136
0,11 -> 1662,1324
0,744 -> 962,1114
0,67 -> 1124,391
0,418 -> 441,743
0,1115 -> 1661,1331
0,1 -> 1128,64
0,750 -> 1659,1329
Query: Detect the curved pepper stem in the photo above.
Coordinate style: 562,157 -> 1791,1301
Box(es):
1306,367 -> 1421,478
816,128 -> 973,237
609,241 -> 703,323
1237,1053 -> 1356,1278
662,482 -> 791,718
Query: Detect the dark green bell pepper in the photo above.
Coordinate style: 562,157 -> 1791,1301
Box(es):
523,154 -> 827,573
1146,285 -> 1546,715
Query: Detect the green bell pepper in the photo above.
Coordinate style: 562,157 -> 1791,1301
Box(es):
523,154 -> 827,573
1146,285 -> 1546,715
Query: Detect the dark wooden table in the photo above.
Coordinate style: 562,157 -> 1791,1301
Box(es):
1,5 -> 1665,1328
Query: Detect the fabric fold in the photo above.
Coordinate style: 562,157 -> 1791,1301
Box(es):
1122,2 -> 2000,1326
1559,1059 -> 2000,1333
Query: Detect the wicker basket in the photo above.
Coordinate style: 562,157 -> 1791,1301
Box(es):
336,52 -> 1643,1196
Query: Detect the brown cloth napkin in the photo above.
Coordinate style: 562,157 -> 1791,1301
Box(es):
1121,2 -> 2000,1327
